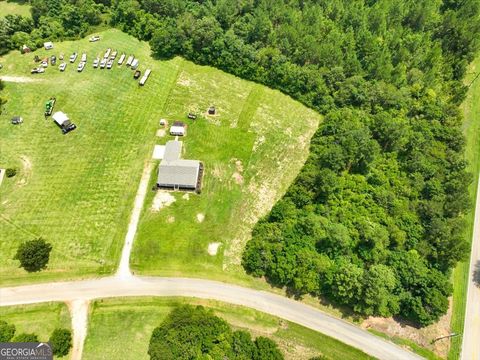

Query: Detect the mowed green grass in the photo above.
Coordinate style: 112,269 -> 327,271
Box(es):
448,57 -> 480,359
0,0 -> 31,18
0,302 -> 71,358
131,62 -> 320,284
0,29 -> 181,284
82,297 -> 373,360
0,28 -> 320,286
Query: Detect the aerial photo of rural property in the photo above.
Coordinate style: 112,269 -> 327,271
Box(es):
1,1 -> 480,360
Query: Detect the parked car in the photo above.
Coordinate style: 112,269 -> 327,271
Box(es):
133,70 -> 141,79
31,67 -> 45,74
93,58 -> 99,68
106,59 -> 114,69
69,52 -> 78,63
59,62 -> 67,71
100,58 -> 107,69
77,61 -> 86,72
131,59 -> 139,70
11,116 -> 23,125
89,35 -> 100,42
81,53 -> 87,62
41,60 -> 48,68
50,55 -> 56,65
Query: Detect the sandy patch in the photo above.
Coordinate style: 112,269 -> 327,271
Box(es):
362,297 -> 453,358
208,242 -> 221,256
0,169 -> 5,187
196,213 -> 205,223
0,76 -> 41,83
231,159 -> 244,185
151,191 -> 176,212
156,129 -> 166,137
17,155 -> 32,187
182,193 -> 190,200
166,215 -> 175,223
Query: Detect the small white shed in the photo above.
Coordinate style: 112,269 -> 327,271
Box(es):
44,42 -> 53,50
170,125 -> 185,136
52,111 -> 69,126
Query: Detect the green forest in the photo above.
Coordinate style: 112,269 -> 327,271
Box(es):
1,0 -> 479,326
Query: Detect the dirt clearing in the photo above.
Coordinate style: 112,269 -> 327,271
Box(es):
0,76 -> 41,83
151,191 -> 176,212
208,242 -> 222,255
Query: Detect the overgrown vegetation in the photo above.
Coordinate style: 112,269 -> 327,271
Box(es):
148,304 -> 284,360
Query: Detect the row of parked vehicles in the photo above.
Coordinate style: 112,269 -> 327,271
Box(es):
30,47 -> 150,85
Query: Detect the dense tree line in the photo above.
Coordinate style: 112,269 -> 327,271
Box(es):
3,0 -> 479,325
148,305 -> 284,360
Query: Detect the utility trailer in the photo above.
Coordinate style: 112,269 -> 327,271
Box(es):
139,69 -> 151,86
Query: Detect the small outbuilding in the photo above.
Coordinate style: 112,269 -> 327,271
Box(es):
208,106 -> 216,115
44,42 -> 53,50
170,121 -> 186,136
52,111 -> 76,134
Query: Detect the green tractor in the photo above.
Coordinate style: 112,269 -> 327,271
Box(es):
45,97 -> 56,116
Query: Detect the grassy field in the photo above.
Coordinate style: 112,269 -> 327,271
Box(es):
130,58 -> 320,284
447,56 -> 480,359
0,302 -> 71,358
0,0 -> 31,18
0,29 -> 320,286
82,297 -> 373,360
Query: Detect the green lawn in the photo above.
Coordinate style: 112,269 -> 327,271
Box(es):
0,302 -> 71,358
0,30 -> 186,285
83,297 -> 372,360
447,56 -> 480,360
130,60 -> 320,285
0,29 -> 320,286
0,0 -> 31,18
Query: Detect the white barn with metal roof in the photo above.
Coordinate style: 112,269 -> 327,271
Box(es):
157,141 -> 202,191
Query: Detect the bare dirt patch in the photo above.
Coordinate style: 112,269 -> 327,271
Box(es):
151,191 -> 176,212
196,213 -> 205,223
0,76 -> 41,83
166,215 -> 175,223
362,298 -> 453,358
0,169 -> 5,187
208,242 -> 221,256
231,159 -> 244,185
156,129 -> 166,137
17,155 -> 32,187
182,193 -> 190,200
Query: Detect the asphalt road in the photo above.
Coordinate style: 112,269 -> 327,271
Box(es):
0,275 -> 422,360
461,175 -> 480,360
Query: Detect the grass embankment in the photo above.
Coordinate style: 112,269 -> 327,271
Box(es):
0,0 -> 31,18
447,56 -> 480,360
0,302 -> 71,358
82,297 -> 372,360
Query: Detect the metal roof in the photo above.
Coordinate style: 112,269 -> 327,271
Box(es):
52,111 -> 69,126
163,141 -> 182,161
157,141 -> 200,188
157,160 -> 200,188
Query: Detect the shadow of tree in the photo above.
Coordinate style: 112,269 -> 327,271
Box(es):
474,260 -> 480,288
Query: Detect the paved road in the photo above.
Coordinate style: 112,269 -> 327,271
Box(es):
461,175 -> 480,360
0,276 -> 422,360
